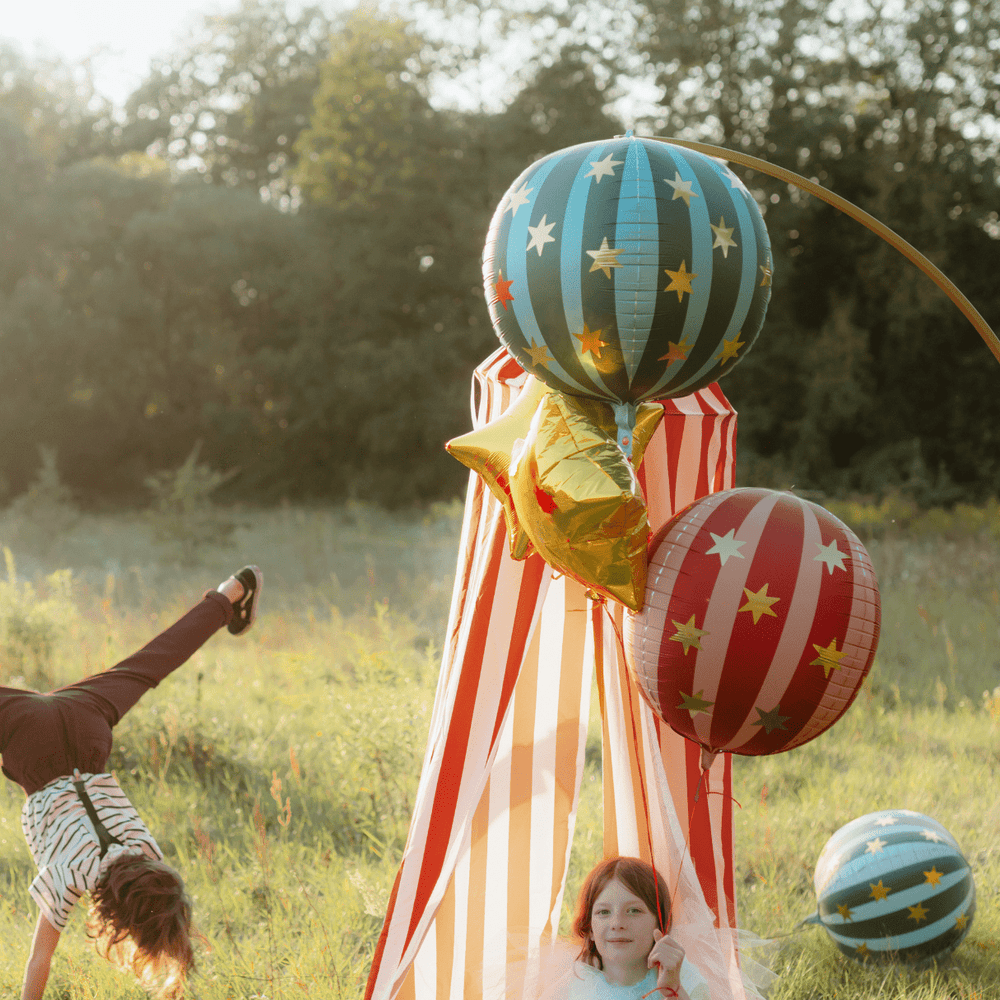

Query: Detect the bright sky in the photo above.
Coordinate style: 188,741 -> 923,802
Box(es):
0,0 -> 656,119
1,0 -> 245,105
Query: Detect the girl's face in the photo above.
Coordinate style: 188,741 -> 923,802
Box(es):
589,877 -> 658,981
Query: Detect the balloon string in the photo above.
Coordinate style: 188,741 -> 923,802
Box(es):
601,602 -> 667,933
600,600 -> 743,942
654,135 -> 1000,366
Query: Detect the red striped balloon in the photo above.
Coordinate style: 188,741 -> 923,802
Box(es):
624,488 -> 880,756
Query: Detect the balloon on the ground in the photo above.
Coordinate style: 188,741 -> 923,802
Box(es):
508,391 -> 656,610
624,488 -> 880,757
807,809 -> 975,965
483,132 -> 772,453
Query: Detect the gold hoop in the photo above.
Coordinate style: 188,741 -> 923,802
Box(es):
654,136 -> 1000,365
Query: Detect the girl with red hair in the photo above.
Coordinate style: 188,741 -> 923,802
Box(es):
566,857 -> 709,1000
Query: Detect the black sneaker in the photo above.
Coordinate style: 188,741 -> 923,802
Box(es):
227,566 -> 263,635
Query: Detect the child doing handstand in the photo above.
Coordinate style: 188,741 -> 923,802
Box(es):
0,566 -> 262,1000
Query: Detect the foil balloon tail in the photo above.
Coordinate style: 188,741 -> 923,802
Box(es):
612,400 -> 638,460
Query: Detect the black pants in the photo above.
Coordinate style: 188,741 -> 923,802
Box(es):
0,592 -> 232,795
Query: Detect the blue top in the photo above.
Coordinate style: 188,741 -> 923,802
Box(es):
559,960 -> 709,1000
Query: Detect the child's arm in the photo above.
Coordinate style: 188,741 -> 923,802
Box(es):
21,911 -> 60,1000
648,930 -> 693,1000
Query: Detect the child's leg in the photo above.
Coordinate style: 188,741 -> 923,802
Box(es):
50,591 -> 234,728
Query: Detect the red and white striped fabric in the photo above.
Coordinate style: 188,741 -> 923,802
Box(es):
365,349 -> 746,1000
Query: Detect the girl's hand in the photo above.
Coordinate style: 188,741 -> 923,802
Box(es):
648,928 -> 684,994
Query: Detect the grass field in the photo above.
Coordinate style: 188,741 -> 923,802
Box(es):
0,499 -> 997,999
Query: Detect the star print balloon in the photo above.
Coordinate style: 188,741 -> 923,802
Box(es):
806,810 -> 975,965
507,389 -> 661,610
483,133 -> 772,454
446,375 -> 666,564
624,487 -> 880,757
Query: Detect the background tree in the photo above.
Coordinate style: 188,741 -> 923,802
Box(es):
1,0 -> 998,507
109,0 -> 335,200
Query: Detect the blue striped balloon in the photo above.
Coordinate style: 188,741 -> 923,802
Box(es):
807,810 -> 975,965
483,132 -> 772,450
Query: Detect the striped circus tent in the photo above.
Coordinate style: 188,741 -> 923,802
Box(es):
810,809 -> 976,964
364,348 -> 751,1000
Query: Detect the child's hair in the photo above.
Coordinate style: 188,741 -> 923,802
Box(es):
86,854 -> 195,998
572,856 -> 671,969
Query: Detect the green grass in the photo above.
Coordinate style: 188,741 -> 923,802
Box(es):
0,503 -> 998,999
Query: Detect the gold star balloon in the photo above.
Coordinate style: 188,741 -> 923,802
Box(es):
447,379 -> 665,569
445,377 -> 547,559
507,391 -> 655,611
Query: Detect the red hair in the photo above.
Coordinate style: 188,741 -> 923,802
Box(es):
572,857 -> 670,969
87,854 -> 194,997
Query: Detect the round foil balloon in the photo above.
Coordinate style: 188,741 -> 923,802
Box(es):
483,133 -> 772,450
624,488 -> 880,756
808,810 -> 975,965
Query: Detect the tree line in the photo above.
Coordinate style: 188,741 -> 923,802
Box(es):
1,0 -> 998,509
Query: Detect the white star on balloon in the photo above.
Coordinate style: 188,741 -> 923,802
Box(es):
865,837 -> 887,854
706,529 -> 746,566
505,182 -> 533,217
585,153 -> 624,183
526,214 -> 557,256
814,540 -> 848,573
716,163 -> 748,192
921,830 -> 945,843
873,815 -> 899,826
663,171 -> 699,206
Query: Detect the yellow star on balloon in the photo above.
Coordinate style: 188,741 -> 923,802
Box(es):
837,904 -> 853,921
956,914 -> 969,930
716,333 -> 745,363
663,260 -> 697,302
710,216 -> 737,257
525,339 -> 551,368
677,689 -> 714,717
445,378 -> 548,560
923,867 -> 943,886
856,942 -> 870,959
574,322 -> 608,358
810,637 -> 846,678
663,171 -> 699,207
869,880 -> 891,901
670,615 -> 709,655
907,903 -> 930,923
759,262 -> 773,287
739,583 -> 780,624
586,237 -> 625,278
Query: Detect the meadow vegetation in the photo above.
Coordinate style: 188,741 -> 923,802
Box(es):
0,494 -> 997,999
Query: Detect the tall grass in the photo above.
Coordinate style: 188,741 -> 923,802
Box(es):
0,500 -> 997,999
